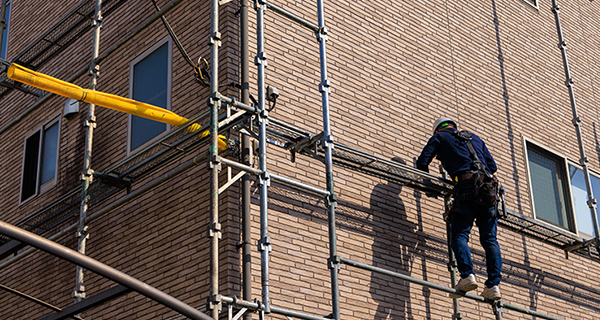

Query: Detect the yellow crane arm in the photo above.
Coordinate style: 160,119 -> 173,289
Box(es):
7,63 -> 227,150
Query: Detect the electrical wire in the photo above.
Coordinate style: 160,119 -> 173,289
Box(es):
150,0 -> 209,86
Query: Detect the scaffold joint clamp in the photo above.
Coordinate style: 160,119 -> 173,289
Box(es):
208,223 -> 222,239
208,32 -> 222,47
327,255 -> 341,271
258,236 -> 272,252
207,294 -> 223,311
259,171 -> 270,187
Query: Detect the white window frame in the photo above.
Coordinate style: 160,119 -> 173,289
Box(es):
127,36 -> 172,155
566,161 -> 600,239
523,137 -> 576,234
19,115 -> 61,205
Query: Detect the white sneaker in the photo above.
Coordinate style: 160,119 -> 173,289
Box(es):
449,274 -> 478,298
481,285 -> 502,300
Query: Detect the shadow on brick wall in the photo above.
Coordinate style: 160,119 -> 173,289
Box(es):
268,178 -> 600,315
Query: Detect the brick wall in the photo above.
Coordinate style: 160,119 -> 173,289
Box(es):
1,0 -> 600,319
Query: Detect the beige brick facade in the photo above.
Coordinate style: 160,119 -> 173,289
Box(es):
1,0 -> 600,319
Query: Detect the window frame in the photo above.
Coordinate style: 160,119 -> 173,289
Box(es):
127,36 -> 173,155
19,115 -> 61,205
1,0 -> 11,59
523,138 -> 576,233
566,161 -> 600,239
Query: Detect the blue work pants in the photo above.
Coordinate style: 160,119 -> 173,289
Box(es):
450,201 -> 502,288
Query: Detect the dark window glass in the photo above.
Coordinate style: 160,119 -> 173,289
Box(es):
40,122 -> 59,185
527,144 -> 573,230
1,1 -> 11,59
21,131 -> 40,201
131,42 -> 169,151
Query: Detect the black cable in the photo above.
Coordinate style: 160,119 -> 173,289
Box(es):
151,0 -> 209,86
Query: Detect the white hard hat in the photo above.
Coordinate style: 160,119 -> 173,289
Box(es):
432,117 -> 457,134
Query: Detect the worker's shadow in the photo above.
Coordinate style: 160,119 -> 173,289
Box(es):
369,157 -> 421,320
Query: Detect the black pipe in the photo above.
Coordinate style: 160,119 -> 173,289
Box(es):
240,0 -> 252,319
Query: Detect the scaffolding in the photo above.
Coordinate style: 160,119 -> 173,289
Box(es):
0,0 -> 599,319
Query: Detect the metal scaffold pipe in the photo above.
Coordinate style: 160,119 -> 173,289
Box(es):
0,222 -> 213,320
551,0 -> 600,250
208,0 -> 222,317
239,0 -> 252,318
316,1 -> 340,319
74,0 -> 102,304
340,258 -> 564,320
255,0 -> 272,315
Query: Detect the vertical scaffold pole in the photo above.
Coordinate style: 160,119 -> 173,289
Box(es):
316,1 -> 340,319
551,0 -> 600,250
74,0 -> 102,305
208,0 -> 223,318
239,0 -> 253,319
255,0 -> 272,314
442,168 -> 462,320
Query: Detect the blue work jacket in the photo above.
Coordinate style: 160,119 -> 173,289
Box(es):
416,128 -> 497,178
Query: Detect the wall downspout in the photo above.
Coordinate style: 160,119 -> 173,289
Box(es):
551,0 -> 600,250
74,0 -> 102,305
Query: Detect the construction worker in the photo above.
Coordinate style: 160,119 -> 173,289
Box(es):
416,117 -> 502,300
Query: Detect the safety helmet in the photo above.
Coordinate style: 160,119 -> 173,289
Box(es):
432,117 -> 457,134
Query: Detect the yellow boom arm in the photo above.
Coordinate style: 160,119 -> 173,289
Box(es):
7,63 -> 227,150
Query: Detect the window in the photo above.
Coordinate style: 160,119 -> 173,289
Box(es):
20,117 -> 60,203
526,142 -> 574,231
569,165 -> 600,239
128,37 -> 172,153
1,0 -> 11,59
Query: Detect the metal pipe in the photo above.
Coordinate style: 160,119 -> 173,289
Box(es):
340,258 -> 564,320
0,222 -> 212,320
0,284 -> 84,320
208,0 -> 221,317
271,173 -> 330,196
0,154 -> 208,271
315,2 -> 340,319
239,0 -> 252,317
265,1 -> 319,32
74,0 -> 102,304
255,0 -> 271,313
442,169 -> 462,319
220,96 -> 254,113
220,158 -> 262,175
221,297 -> 331,320
551,0 -> 600,251
0,0 -> 185,136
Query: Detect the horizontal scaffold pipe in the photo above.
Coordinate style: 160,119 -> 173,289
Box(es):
0,0 -> 185,136
218,158 -> 330,196
264,1 -> 319,32
0,222 -> 212,320
0,153 -> 209,271
220,296 -> 330,320
6,63 -> 227,150
340,258 -> 564,320
0,284 -> 84,320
